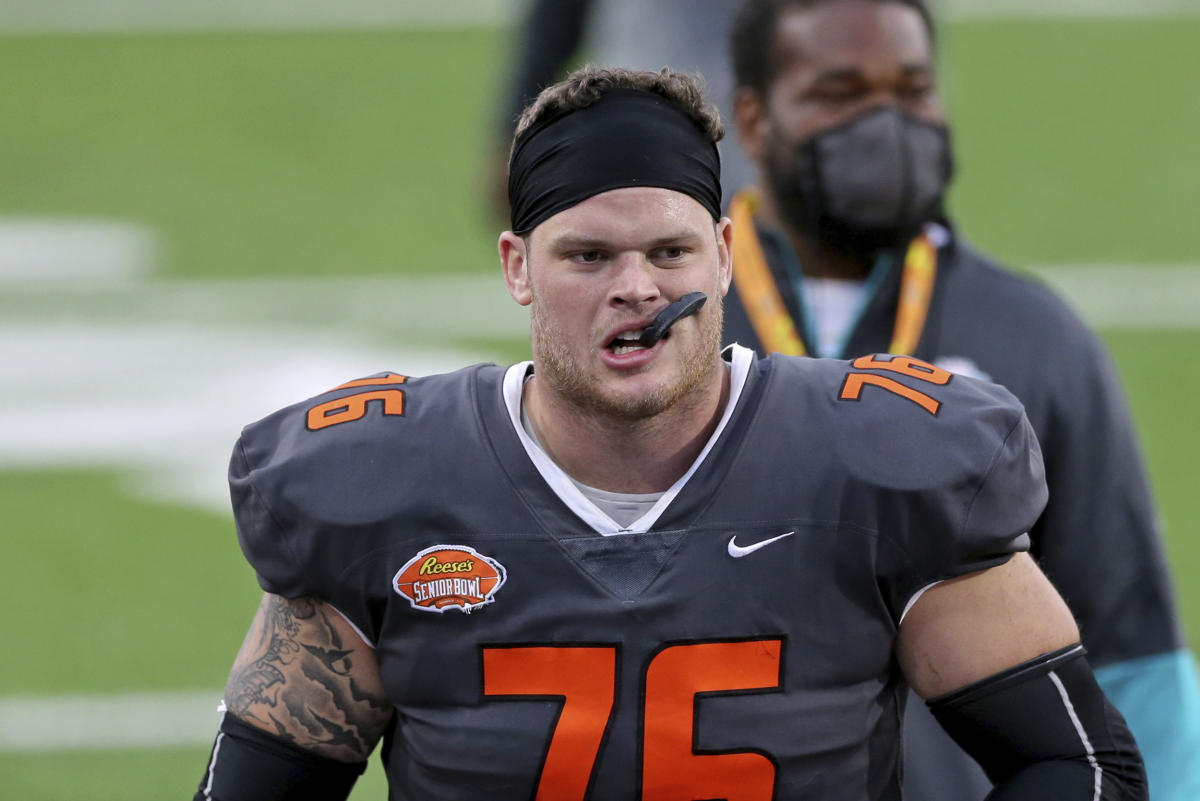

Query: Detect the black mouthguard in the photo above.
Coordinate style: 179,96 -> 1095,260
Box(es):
638,292 -> 708,347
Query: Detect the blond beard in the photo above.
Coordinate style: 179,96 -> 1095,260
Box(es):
529,286 -> 725,422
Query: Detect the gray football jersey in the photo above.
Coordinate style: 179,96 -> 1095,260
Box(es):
229,349 -> 1044,800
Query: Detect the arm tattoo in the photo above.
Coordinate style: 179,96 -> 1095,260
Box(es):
225,595 -> 391,762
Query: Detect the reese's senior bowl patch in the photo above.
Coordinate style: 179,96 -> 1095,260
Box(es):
393,545 -> 507,614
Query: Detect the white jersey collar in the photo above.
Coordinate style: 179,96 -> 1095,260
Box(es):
501,344 -> 755,536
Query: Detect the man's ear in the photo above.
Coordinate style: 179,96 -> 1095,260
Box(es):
716,217 -> 734,297
733,87 -> 768,162
499,231 -> 532,306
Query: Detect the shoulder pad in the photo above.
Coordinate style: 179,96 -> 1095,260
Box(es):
762,354 -> 1045,621
229,363 -> 500,600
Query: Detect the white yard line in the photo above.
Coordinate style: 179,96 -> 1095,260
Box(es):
0,272 -> 526,512
0,274 -> 529,340
0,316 -> 510,512
0,218 -> 158,282
0,691 -> 222,751
1030,264 -> 1200,331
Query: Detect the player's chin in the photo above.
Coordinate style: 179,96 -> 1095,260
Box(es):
599,389 -> 675,420
599,371 -> 691,418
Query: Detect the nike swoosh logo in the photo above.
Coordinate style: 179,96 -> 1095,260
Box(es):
727,531 -> 794,558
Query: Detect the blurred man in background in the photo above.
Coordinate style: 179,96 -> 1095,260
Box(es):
491,0 -> 751,212
723,0 -> 1200,798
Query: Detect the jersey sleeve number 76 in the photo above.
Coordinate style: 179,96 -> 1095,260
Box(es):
839,355 -> 952,415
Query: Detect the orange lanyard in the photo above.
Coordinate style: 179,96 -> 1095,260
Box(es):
729,189 -> 937,357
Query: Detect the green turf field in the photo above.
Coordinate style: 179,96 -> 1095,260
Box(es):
1,15 -> 1197,800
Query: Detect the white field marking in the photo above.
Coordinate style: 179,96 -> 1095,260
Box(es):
0,218 -> 158,282
0,274 -> 529,340
1029,264 -> 1200,330
0,690 -> 223,751
0,273 -> 525,513
0,317 -> 508,512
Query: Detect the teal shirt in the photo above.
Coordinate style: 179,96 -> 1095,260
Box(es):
1096,649 -> 1200,801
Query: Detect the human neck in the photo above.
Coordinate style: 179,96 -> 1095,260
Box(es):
756,192 -> 872,280
522,365 -> 730,494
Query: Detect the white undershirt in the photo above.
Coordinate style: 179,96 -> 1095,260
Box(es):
520,402 -> 665,529
568,483 -> 664,530
803,277 -> 868,358
504,344 -> 755,535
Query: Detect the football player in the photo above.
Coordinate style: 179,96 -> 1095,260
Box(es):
195,66 -> 1146,800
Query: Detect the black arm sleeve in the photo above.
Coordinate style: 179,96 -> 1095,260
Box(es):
928,645 -> 1148,800
194,713 -> 367,801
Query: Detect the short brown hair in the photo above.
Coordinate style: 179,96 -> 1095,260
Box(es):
511,66 -> 724,157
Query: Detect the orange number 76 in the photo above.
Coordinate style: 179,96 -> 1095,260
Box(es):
306,373 -> 407,431
483,638 -> 782,801
839,355 -> 951,415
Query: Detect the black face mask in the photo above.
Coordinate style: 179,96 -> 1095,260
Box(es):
764,106 -> 954,259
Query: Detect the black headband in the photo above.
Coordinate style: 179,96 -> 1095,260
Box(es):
508,89 -> 722,234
